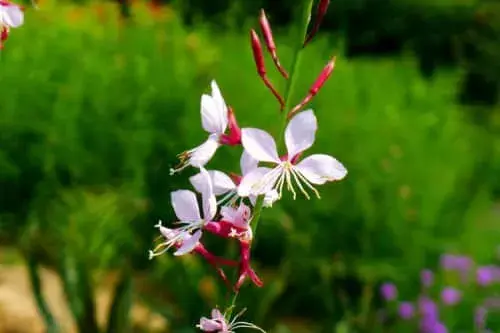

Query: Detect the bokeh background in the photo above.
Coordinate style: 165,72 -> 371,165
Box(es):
0,0 -> 499,332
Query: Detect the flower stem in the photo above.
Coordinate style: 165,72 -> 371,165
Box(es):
226,0 -> 314,317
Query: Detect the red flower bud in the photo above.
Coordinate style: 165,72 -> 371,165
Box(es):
288,57 -> 336,118
259,9 -> 288,79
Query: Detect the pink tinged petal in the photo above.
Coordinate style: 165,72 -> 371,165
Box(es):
240,150 -> 259,175
159,226 -> 177,240
237,167 -> 277,197
285,109 -> 317,159
171,190 -> 201,221
241,128 -> 280,163
198,318 -> 223,331
2,5 -> 23,27
294,154 -> 347,184
174,230 -> 202,256
220,206 -> 239,223
189,135 -> 220,168
211,308 -> 224,321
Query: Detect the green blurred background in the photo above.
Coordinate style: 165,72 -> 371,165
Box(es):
0,0 -> 499,332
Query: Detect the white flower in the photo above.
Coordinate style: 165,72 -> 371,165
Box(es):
197,308 -> 265,333
149,168 -> 216,258
170,80 -> 228,174
238,109 -> 347,199
0,1 -> 24,29
189,151 -> 278,207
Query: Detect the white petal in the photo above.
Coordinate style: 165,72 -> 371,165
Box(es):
199,318 -> 223,331
285,109 -> 317,159
220,205 -> 239,222
211,170 -> 236,195
241,128 -> 280,163
240,150 -> 259,175
294,154 -> 347,184
190,170 -> 235,196
200,82 -> 228,134
198,168 -> 217,220
159,226 -> 177,240
210,80 -> 228,127
1,5 -> 23,28
171,190 -> 201,221
237,167 -> 279,197
189,135 -> 220,168
174,230 -> 202,256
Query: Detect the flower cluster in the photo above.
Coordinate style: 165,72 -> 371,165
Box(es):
149,1 -> 346,331
380,249 -> 500,332
0,0 -> 24,49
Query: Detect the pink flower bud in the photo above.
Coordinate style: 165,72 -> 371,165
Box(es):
289,57 -> 336,118
250,29 -> 266,76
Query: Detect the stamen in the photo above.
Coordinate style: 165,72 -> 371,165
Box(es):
283,165 -> 297,199
293,167 -> 321,199
250,166 -> 282,195
289,168 -> 311,200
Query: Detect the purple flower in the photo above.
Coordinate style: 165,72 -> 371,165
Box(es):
441,287 -> 462,306
421,269 -> 434,287
380,282 -> 397,301
434,322 -> 448,333
418,296 -> 439,320
477,266 -> 495,286
398,302 -> 415,319
440,254 -> 473,272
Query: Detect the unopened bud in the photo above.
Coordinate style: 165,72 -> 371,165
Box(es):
304,0 -> 330,47
289,57 -> 336,118
259,9 -> 289,79
250,29 -> 265,76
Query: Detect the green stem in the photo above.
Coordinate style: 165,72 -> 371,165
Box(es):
226,0 -> 314,318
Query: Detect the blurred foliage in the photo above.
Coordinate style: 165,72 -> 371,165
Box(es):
0,1 -> 499,332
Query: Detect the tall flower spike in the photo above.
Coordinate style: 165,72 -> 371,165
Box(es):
189,150 -> 278,207
238,109 -> 347,200
303,0 -> 330,47
259,9 -> 288,79
250,29 -> 285,109
170,80 -> 231,174
197,308 -> 265,332
0,0 -> 24,49
289,57 -> 336,118
149,168 -> 217,257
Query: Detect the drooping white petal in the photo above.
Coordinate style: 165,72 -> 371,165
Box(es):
188,135 -> 220,168
171,190 -> 201,221
241,128 -> 280,163
240,150 -> 259,175
294,154 -> 347,184
200,82 -> 228,134
1,4 -> 23,28
174,230 -> 202,256
238,167 -> 279,197
190,170 -> 235,196
285,109 -> 317,159
158,225 -> 177,240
